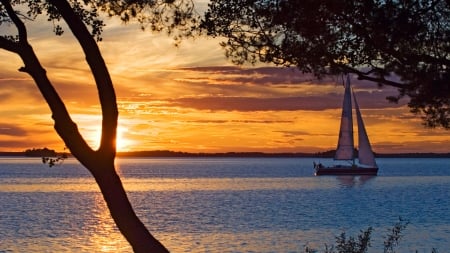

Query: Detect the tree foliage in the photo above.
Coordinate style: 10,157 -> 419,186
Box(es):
201,0 -> 450,128
0,0 -> 196,41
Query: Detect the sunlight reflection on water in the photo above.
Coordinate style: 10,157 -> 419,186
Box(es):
1,176 -> 450,193
0,177 -> 337,192
88,194 -> 131,252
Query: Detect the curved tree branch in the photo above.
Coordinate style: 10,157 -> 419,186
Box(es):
0,0 -> 94,162
44,1 -> 169,252
48,0 -> 118,159
337,64 -> 407,89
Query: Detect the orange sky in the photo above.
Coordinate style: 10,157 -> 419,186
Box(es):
0,10 -> 449,154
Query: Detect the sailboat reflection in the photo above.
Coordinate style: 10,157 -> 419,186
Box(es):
336,175 -> 376,187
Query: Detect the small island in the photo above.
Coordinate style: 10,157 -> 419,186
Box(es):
24,147 -> 59,157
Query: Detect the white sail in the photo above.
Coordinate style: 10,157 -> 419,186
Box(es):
353,91 -> 377,167
334,75 -> 354,160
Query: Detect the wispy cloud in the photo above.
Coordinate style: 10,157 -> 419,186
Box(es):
166,96 -> 340,111
0,124 -> 27,137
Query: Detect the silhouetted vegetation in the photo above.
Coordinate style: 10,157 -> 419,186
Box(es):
304,219 -> 439,253
24,148 -> 57,157
201,0 -> 450,129
39,147 -> 69,167
305,227 -> 372,253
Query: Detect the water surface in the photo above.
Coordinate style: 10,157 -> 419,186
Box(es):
0,157 -> 449,252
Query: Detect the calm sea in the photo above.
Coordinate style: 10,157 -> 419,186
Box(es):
0,157 -> 449,253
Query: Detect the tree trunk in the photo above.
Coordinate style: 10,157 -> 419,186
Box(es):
90,161 -> 169,253
0,1 -> 170,251
15,40 -> 170,252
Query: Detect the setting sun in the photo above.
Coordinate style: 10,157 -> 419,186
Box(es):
116,126 -> 134,152
86,125 -> 133,152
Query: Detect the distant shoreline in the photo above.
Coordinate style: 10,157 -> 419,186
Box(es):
0,150 -> 449,158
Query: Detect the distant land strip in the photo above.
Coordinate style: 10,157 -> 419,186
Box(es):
0,149 -> 449,158
115,150 -> 450,158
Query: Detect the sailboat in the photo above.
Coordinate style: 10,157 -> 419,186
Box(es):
315,75 -> 378,176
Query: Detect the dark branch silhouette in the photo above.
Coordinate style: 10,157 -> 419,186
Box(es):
201,0 -> 450,129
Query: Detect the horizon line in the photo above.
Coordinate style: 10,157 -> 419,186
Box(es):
1,149 -> 449,158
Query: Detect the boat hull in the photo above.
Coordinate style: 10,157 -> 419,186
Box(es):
315,166 -> 378,176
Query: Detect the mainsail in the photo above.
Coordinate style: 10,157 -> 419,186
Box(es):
353,91 -> 377,167
334,75 -> 354,160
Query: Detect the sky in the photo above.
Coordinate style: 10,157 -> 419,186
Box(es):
0,3 -> 449,154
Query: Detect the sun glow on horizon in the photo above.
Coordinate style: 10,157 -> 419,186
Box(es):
87,124 -> 135,152
116,126 -> 135,152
